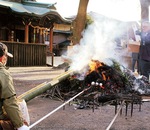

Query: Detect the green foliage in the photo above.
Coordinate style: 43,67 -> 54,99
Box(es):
110,58 -> 122,72
110,58 -> 131,88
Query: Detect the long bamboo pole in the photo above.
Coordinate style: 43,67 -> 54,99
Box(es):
18,70 -> 74,102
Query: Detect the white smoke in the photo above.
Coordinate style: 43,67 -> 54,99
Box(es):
64,12 -> 128,72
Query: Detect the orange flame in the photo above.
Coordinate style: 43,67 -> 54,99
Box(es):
88,60 -> 106,80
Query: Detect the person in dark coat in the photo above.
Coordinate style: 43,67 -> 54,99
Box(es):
138,21 -> 150,78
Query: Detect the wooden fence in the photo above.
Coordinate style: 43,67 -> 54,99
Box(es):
2,42 -> 47,67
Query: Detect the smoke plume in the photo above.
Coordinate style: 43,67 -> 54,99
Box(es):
63,12 -> 128,72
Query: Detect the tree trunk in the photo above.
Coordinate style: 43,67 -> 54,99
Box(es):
71,0 -> 89,45
140,0 -> 150,20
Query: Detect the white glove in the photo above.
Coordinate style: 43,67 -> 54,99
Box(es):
17,125 -> 30,130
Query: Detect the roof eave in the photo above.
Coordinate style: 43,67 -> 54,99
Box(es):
21,0 -> 57,9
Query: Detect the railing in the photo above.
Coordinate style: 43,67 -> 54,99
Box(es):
2,41 -> 47,67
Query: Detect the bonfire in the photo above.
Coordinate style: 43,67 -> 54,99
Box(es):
43,59 -> 150,111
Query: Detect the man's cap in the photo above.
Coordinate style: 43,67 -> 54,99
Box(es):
0,42 -> 13,58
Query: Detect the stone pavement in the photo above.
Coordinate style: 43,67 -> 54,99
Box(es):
9,66 -> 65,81
9,56 -> 65,81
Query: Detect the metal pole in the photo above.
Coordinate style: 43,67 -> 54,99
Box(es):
105,100 -> 125,130
29,88 -> 90,129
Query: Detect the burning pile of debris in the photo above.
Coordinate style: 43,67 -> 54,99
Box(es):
43,59 -> 150,110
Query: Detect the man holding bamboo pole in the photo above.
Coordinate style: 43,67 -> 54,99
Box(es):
0,42 -> 29,130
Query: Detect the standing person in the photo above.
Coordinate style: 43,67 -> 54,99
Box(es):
0,42 -> 29,130
131,24 -> 141,74
131,52 -> 139,73
138,20 -> 150,78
